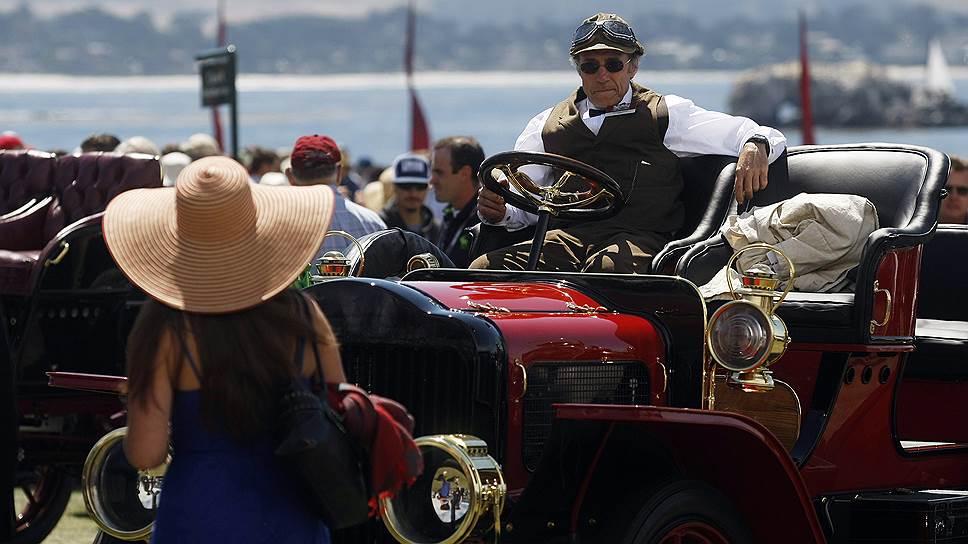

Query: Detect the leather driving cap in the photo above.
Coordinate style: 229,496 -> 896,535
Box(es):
570,13 -> 646,57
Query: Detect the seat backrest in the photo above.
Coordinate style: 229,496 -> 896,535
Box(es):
0,150 -> 56,215
650,155 -> 739,273
917,224 -> 968,321
47,152 -> 161,241
676,155 -> 738,239
651,152 -> 789,274
751,144 -> 931,229
678,144 -> 947,289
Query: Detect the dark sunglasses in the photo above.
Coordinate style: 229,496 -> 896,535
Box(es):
946,185 -> 968,196
579,58 -> 631,75
572,20 -> 638,48
397,183 -> 427,191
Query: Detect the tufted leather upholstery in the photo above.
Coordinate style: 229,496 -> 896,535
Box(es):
0,153 -> 161,295
677,143 -> 949,344
0,150 -> 56,216
46,152 -> 161,239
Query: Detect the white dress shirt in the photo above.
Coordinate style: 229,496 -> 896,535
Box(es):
485,86 -> 787,231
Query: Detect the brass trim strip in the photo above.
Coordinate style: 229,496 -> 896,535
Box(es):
44,241 -> 70,267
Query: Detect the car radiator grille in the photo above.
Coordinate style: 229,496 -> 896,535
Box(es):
341,342 -> 480,439
334,342 -> 489,544
522,361 -> 650,471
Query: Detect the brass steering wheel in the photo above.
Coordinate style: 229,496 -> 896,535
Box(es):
478,151 -> 627,270
478,151 -> 626,221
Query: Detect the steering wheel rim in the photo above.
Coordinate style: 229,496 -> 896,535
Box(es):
478,151 -> 626,221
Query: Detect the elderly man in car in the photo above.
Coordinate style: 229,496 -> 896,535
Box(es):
472,12 -> 786,274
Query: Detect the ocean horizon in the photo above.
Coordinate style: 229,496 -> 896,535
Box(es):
2,68 -> 967,163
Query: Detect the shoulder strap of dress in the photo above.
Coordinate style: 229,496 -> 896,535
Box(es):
175,329 -> 203,382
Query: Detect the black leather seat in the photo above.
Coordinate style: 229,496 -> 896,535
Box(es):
907,225 -> 968,379
677,143 -> 948,344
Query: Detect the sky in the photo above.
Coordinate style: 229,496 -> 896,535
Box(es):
5,0 -> 967,23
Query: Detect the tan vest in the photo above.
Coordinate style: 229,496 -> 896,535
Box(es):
541,83 -> 684,239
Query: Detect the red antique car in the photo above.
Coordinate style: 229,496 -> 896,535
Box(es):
4,143 -> 963,544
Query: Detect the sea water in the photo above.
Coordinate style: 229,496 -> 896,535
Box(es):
1,70 -> 966,165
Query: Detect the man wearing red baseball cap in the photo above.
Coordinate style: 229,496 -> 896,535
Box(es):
0,132 -> 25,150
285,134 -> 386,257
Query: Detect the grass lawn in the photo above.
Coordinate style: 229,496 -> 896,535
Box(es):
24,489 -> 99,544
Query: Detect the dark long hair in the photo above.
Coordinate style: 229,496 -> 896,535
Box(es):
126,289 -> 331,442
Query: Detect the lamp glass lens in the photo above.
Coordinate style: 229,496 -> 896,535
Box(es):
709,303 -> 770,371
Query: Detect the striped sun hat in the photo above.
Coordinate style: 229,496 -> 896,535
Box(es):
103,155 -> 334,314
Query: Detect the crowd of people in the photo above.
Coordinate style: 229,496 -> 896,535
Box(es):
0,128 -> 489,268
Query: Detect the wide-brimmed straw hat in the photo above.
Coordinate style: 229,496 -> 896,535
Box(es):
103,155 -> 334,314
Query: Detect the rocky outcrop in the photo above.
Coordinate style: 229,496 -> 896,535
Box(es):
729,62 -> 968,127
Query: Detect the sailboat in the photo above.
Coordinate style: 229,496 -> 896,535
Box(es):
924,39 -> 954,98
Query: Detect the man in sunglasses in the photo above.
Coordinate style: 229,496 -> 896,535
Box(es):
381,152 -> 442,242
940,156 -> 968,224
472,12 -> 786,273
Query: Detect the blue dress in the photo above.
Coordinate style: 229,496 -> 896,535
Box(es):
150,389 -> 331,543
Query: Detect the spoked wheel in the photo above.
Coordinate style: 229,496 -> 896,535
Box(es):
10,465 -> 73,544
92,530 -> 136,543
624,480 -> 751,544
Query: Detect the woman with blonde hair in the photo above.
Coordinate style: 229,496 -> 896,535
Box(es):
103,156 -> 340,542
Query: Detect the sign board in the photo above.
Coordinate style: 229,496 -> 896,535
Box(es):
196,46 -> 236,107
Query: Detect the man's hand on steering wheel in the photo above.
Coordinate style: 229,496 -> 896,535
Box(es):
735,141 -> 769,204
478,178 -> 509,223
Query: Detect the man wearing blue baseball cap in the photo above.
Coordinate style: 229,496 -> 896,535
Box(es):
473,12 -> 787,273
380,153 -> 441,242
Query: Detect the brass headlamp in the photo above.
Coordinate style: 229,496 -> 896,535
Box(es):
82,427 -> 167,541
312,230 -> 365,281
705,243 -> 794,393
381,434 -> 506,544
407,252 -> 442,272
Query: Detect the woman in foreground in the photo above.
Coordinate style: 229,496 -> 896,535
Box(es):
103,156 -> 339,543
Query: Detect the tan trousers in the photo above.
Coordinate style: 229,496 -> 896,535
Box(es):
468,228 -> 669,274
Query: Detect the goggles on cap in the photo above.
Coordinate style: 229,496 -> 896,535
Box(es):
572,19 -> 638,50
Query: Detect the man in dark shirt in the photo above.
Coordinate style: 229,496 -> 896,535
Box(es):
430,136 -> 485,267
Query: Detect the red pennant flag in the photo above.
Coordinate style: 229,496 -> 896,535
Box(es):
799,11 -> 816,145
409,89 -> 430,151
405,0 -> 430,151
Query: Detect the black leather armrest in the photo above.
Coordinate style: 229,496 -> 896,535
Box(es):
675,234 -> 732,286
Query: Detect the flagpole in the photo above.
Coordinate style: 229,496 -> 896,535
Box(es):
405,0 -> 430,151
799,11 -> 816,145
211,0 -> 226,153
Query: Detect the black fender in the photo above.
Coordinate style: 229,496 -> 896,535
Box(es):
507,405 -> 825,544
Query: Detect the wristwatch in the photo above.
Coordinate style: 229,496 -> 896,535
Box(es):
745,134 -> 771,154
